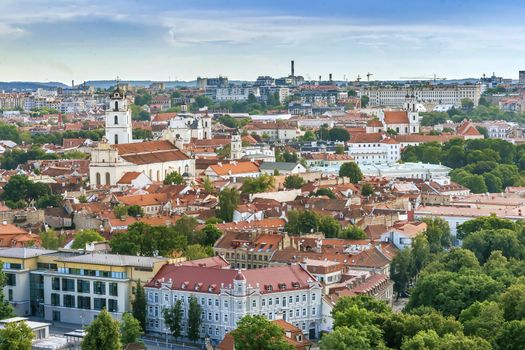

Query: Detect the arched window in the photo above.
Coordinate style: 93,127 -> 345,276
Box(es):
96,173 -> 101,186
156,170 -> 160,182
114,115 -> 118,125
185,164 -> 189,175
114,101 -> 118,111
105,172 -> 110,185
114,134 -> 118,144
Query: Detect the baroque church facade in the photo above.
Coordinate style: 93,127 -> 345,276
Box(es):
88,88 -> 195,188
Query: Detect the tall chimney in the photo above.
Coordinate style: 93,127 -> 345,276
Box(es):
329,73 -> 332,82
291,60 -> 295,77
72,80 -> 75,88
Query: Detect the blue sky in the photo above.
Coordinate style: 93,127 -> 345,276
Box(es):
0,0 -> 524,83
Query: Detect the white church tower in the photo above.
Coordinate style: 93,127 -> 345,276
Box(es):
105,87 -> 133,145
230,131 -> 243,160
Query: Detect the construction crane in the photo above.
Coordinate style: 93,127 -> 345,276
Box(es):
356,74 -> 362,82
366,72 -> 374,82
400,74 -> 446,81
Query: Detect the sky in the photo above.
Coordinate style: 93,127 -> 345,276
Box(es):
0,0 -> 524,84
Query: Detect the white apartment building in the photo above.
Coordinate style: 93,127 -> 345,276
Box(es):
144,265 -> 323,342
215,87 -> 261,101
360,83 -> 485,107
348,134 -> 401,165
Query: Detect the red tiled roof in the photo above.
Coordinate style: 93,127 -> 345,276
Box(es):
384,111 -> 409,124
146,265 -> 317,294
367,119 -> 383,127
208,162 -> 260,176
350,133 -> 383,143
117,172 -> 143,184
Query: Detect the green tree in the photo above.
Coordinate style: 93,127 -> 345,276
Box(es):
0,263 -> 13,319
164,171 -> 184,185
361,183 -> 374,196
422,217 -> 451,253
241,174 -> 275,194
127,205 -> 144,218
495,320 -> 525,350
459,301 -> 504,341
299,130 -> 316,141
339,162 -> 363,183
217,188 -> 240,222
311,188 -> 336,199
401,330 -> 491,350
232,315 -> 294,350
338,226 -> 367,240
500,284 -> 525,321
328,128 -> 350,142
184,244 -> 212,260
202,176 -> 215,193
109,223 -> 187,256
113,204 -> 128,219
174,216 -> 198,242
461,98 -> 475,110
0,321 -> 34,350
456,216 -> 516,240
407,271 -> 503,317
361,95 -> 369,108
81,309 -> 123,350
285,210 -> 319,235
163,300 -> 183,340
318,215 -> 340,238
39,229 -> 64,249
120,312 -> 143,346
1,175 -> 51,206
382,309 -> 463,349
71,229 -> 105,249
284,175 -> 305,189
198,224 -> 223,246
411,235 -> 431,276
132,281 -> 147,331
390,249 -> 413,298
187,295 -> 202,342
462,229 -> 524,263
320,326 -> 376,350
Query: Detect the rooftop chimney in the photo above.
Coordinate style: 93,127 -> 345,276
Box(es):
291,60 -> 295,77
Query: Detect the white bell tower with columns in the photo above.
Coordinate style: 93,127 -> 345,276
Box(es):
105,86 -> 133,145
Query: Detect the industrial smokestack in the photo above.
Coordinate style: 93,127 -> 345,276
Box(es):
291,60 -> 295,77
72,80 -> 75,88
329,73 -> 332,82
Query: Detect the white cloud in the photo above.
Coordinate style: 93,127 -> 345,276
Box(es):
0,23 -> 26,37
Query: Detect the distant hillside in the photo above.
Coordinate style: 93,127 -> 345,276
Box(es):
0,81 -> 68,91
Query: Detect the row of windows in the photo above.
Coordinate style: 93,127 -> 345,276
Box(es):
2,262 -> 22,270
150,291 -> 318,309
52,278 -> 118,296
57,267 -> 126,279
50,293 -> 118,312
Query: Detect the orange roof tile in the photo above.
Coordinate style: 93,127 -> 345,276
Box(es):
384,111 -> 409,124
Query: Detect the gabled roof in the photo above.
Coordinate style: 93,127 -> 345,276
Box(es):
384,111 -> 409,124
208,161 -> 260,176
117,172 -> 143,184
259,162 -> 300,171
117,193 -> 169,207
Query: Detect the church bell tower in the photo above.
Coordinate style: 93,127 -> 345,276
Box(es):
105,87 -> 133,145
